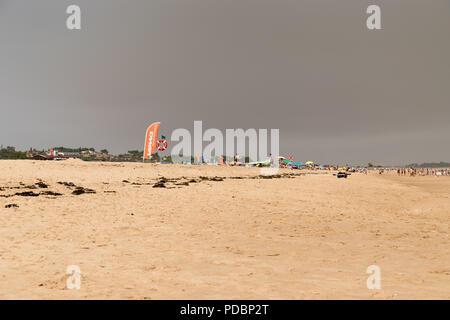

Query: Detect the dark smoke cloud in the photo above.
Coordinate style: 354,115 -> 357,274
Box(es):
0,0 -> 449,165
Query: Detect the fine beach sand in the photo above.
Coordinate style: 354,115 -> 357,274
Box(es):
0,159 -> 448,299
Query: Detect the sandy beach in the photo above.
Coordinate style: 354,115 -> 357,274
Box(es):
0,159 -> 448,299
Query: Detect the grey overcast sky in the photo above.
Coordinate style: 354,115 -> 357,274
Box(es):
0,0 -> 449,165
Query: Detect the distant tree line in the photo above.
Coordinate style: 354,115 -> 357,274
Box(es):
53,147 -> 96,153
0,146 -> 27,159
406,162 -> 450,168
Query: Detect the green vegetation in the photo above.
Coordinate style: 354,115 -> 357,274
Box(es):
112,150 -> 145,162
150,152 -> 160,162
0,146 -> 27,159
0,145 -> 174,163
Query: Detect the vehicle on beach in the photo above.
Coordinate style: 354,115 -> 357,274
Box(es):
336,171 -> 351,178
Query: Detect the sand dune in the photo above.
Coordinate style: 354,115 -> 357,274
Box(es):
0,160 -> 448,299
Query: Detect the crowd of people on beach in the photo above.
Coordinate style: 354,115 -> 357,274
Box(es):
397,168 -> 449,176
189,154 -> 449,178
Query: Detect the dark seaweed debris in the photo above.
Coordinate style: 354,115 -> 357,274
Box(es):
1,190 -> 64,198
153,177 -> 173,188
15,191 -> 40,197
152,182 -> 167,188
72,187 -> 96,195
57,181 -> 76,188
35,182 -> 48,189
199,176 -> 224,181
131,182 -> 153,186
123,172 -> 303,190
5,204 -> 19,208
40,191 -> 63,196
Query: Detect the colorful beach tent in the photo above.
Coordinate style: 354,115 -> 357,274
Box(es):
305,161 -> 314,165
282,160 -> 303,167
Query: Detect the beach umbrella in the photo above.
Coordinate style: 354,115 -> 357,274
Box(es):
305,161 -> 314,165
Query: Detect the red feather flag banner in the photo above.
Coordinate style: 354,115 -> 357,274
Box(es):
143,122 -> 160,161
